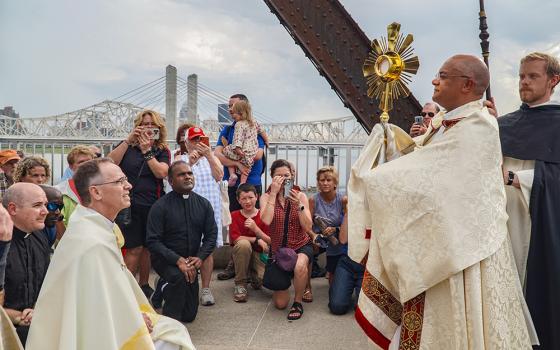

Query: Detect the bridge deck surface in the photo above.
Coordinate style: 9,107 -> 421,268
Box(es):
176,270 -> 370,349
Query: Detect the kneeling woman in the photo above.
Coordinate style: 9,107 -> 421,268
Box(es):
260,159 -> 313,320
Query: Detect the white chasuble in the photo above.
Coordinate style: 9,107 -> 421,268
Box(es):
348,101 -> 533,349
26,205 -> 195,350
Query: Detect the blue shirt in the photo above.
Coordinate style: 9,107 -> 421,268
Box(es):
217,122 -> 264,186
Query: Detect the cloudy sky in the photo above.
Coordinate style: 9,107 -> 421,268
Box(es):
1,0 -> 559,123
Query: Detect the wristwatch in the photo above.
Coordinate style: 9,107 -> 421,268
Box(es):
507,171 -> 515,186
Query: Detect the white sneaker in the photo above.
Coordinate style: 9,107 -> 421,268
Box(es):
200,287 -> 215,306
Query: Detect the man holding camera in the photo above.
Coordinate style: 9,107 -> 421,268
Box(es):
409,102 -> 440,137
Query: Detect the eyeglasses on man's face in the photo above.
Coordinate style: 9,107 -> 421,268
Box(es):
421,112 -> 435,118
90,176 -> 129,187
435,72 -> 471,80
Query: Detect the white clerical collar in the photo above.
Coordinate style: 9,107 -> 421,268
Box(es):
529,100 -> 560,108
442,100 -> 483,120
182,194 -> 190,199
82,206 -> 115,230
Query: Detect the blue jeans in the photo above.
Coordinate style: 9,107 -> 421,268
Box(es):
328,255 -> 365,315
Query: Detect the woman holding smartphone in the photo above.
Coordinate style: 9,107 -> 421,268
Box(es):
108,109 -> 170,298
260,159 -> 313,320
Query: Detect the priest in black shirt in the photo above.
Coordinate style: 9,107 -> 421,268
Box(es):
146,161 -> 217,322
2,183 -> 50,345
498,52 -> 560,349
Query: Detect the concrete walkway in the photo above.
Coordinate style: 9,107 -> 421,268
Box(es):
184,271 -> 370,350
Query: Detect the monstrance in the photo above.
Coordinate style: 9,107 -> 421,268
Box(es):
363,22 -> 419,123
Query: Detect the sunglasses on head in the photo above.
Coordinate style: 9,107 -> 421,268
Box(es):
421,112 -> 435,118
47,202 -> 64,212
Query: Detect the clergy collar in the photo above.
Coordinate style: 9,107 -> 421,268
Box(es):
82,206 -> 115,231
442,100 -> 483,120
13,226 -> 33,239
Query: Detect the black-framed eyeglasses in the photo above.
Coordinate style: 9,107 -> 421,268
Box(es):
90,176 -> 129,187
421,112 -> 435,118
435,72 -> 471,80
46,202 -> 64,212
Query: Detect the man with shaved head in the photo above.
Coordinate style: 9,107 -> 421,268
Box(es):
348,54 -> 533,348
2,183 -> 50,345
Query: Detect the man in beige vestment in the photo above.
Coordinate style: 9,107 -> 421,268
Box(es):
26,158 -> 195,350
348,55 -> 533,349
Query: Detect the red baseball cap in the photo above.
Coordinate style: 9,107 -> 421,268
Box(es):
186,127 -> 206,140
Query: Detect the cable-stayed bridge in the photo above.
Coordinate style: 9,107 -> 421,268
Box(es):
0,66 -> 367,143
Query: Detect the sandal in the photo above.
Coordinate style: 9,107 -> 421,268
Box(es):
303,289 -> 313,303
287,301 -> 304,320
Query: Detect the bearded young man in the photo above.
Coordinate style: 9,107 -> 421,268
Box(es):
497,52 -> 560,350
348,55 -> 534,349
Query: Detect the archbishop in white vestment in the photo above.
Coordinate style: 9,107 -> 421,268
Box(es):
348,55 -> 533,350
26,205 -> 195,350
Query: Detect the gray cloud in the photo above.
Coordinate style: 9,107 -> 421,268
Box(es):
0,0 -> 558,122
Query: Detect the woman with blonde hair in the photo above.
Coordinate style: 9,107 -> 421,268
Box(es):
108,109 -> 171,298
13,156 -> 50,185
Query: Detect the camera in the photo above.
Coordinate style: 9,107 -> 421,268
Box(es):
145,128 -> 160,140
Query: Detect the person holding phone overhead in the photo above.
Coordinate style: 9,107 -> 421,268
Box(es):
221,100 -> 269,186
108,109 -> 170,298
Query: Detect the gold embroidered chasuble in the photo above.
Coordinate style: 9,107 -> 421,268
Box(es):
348,101 -> 533,349
26,205 -> 195,350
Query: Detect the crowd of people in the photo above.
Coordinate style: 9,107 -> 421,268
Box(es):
0,50 -> 558,349
0,92 -> 357,349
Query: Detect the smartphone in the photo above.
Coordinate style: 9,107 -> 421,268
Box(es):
146,128 -> 160,140
284,178 -> 293,198
414,116 -> 423,125
200,135 -> 210,147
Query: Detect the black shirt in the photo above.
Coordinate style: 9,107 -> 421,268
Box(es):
119,144 -> 171,207
146,191 -> 217,266
4,227 -> 50,311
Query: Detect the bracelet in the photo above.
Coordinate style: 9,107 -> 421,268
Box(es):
143,150 -> 155,161
123,139 -> 130,146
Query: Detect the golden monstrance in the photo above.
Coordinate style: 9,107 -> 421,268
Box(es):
363,22 -> 419,123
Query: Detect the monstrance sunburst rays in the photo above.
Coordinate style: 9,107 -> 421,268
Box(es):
363,22 -> 419,123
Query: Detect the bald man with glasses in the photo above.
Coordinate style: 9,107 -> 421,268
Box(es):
26,158 -> 194,350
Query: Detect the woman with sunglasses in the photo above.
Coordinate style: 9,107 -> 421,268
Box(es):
409,102 -> 440,138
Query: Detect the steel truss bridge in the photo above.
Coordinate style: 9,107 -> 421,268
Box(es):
0,72 -> 367,143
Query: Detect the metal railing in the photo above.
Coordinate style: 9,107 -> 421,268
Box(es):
0,137 -> 364,193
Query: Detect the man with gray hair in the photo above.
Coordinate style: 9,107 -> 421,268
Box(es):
408,102 -> 441,137
26,158 -> 194,350
498,51 -> 560,350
